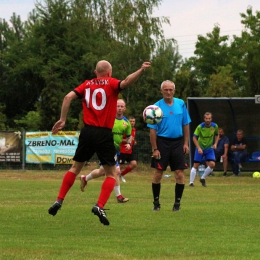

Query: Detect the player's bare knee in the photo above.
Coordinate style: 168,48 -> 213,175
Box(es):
209,161 -> 215,168
153,170 -> 163,183
130,161 -> 137,168
175,170 -> 185,183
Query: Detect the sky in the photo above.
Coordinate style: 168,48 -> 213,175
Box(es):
1,0 -> 260,59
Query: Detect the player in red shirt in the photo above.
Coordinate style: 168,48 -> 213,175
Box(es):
48,60 -> 151,225
119,116 -> 137,182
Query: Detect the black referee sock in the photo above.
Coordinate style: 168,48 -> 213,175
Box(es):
152,183 -> 161,201
175,183 -> 185,203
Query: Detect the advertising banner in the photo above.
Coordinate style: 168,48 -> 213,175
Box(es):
0,131 -> 22,162
25,131 -> 79,164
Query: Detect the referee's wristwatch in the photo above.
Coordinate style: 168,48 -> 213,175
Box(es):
152,148 -> 158,152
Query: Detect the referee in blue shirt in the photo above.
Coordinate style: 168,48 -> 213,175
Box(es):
147,80 -> 191,211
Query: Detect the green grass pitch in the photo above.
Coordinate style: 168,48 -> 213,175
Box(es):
0,164 -> 259,260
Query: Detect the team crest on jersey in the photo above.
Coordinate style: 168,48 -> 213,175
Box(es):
123,122 -> 127,127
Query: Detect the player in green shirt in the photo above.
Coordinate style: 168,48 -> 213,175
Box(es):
79,99 -> 132,203
112,115 -> 132,152
189,112 -> 219,187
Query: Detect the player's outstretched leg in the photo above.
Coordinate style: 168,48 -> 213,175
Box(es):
117,195 -> 129,203
48,171 -> 76,216
79,175 -> 88,192
120,174 -> 126,183
92,176 -> 115,225
200,178 -> 206,187
48,200 -> 63,216
91,205 -> 109,225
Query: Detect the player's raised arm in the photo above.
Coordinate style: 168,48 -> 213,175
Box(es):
120,62 -> 151,89
52,91 -> 78,134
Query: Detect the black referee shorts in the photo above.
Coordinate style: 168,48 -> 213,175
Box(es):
151,136 -> 188,171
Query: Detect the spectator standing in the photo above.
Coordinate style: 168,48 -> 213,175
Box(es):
147,80 -> 191,212
48,60 -> 151,225
189,112 -> 219,187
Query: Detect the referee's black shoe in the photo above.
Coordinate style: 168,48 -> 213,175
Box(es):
153,200 -> 161,211
173,202 -> 180,211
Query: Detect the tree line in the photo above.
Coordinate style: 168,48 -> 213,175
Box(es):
0,0 -> 260,131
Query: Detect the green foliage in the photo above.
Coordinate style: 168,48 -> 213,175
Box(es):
206,65 -> 237,97
0,15 -> 44,126
192,26 -> 230,92
0,104 -> 7,129
174,61 -> 202,100
14,111 -> 42,130
1,0 -> 169,131
2,3 -> 260,131
239,7 -> 260,95
228,38 -> 248,94
189,7 -> 260,97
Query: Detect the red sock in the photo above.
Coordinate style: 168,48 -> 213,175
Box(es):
57,171 -> 76,201
97,177 -> 116,208
121,166 -> 132,176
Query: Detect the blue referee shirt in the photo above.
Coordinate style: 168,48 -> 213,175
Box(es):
147,98 -> 191,138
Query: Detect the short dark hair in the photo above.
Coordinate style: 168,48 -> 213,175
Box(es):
204,112 -> 212,117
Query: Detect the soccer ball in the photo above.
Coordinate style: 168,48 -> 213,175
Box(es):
252,171 -> 260,178
143,105 -> 163,124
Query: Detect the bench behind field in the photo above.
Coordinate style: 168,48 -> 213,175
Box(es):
211,151 -> 260,172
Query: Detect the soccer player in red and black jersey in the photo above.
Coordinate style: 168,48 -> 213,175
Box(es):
48,60 -> 151,225
118,116 -> 138,182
